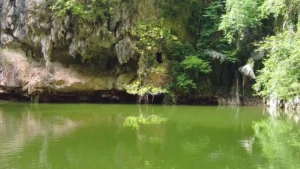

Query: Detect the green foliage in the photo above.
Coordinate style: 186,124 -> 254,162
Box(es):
254,31 -> 300,100
129,21 -> 174,96
159,0 -> 235,96
132,21 -> 177,57
199,1 -> 227,47
219,0 -> 263,41
166,47 -> 213,94
165,40 -> 194,61
125,80 -> 168,96
124,115 -> 167,129
220,0 -> 300,40
51,0 -> 121,21
253,117 -> 300,168
260,0 -> 300,22
174,74 -> 197,93
220,0 -> 300,102
181,55 -> 211,74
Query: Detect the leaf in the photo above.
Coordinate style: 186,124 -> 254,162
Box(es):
205,49 -> 227,62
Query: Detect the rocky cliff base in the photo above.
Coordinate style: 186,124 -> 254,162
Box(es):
0,49 -> 141,103
264,97 -> 300,113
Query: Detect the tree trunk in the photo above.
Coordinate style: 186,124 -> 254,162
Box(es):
236,75 -> 240,105
137,95 -> 142,104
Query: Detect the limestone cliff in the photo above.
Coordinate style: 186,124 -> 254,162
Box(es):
0,0 -> 168,102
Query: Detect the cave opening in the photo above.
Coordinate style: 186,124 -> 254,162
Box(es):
156,53 -> 163,63
148,94 -> 165,104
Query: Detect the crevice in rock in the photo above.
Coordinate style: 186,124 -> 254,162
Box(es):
20,0 -> 26,33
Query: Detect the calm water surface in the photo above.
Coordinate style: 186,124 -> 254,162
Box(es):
0,103 -> 300,169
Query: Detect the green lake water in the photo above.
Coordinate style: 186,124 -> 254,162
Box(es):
0,103 -> 300,169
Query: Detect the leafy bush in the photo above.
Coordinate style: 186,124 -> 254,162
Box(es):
254,31 -> 300,100
181,55 -> 211,74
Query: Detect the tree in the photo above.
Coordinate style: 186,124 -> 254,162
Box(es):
220,0 -> 300,103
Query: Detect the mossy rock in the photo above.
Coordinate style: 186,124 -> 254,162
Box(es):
116,73 -> 136,90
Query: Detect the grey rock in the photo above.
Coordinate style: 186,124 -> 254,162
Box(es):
0,0 -> 164,97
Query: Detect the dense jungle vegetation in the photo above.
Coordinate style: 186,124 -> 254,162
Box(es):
50,0 -> 300,104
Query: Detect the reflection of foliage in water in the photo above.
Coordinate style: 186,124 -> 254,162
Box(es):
124,115 -> 167,129
253,117 -> 300,169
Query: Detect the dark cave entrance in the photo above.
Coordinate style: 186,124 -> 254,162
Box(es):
156,53 -> 163,63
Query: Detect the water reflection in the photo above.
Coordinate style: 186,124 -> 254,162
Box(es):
264,107 -> 300,123
239,137 -> 255,155
0,115 -> 75,145
0,107 -> 83,169
124,114 -> 167,129
0,104 -> 169,169
2,104 -> 299,169
253,117 -> 300,169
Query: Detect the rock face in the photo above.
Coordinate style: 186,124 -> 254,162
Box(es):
266,97 -> 300,113
0,0 -> 167,102
0,0 -> 137,65
0,49 -> 135,93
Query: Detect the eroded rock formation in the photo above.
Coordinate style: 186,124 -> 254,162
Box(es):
0,0 -> 167,102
